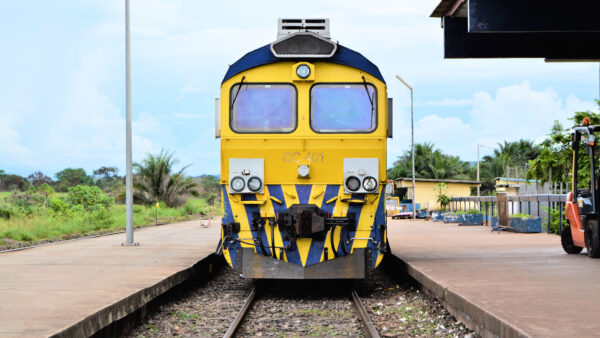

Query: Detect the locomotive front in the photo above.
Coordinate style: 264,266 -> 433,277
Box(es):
217,19 -> 391,279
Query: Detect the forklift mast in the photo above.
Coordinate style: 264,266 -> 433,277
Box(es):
572,124 -> 600,214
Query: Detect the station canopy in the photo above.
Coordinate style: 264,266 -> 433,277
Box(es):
431,0 -> 600,61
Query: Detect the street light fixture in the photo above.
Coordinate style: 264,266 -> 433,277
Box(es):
396,75 -> 416,220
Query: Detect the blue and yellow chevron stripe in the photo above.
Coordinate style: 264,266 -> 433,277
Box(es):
221,184 -> 387,270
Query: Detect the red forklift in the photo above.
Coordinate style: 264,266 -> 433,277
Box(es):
564,118 -> 600,257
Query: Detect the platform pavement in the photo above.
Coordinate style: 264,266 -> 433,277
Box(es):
0,218 -> 221,337
387,219 -> 600,337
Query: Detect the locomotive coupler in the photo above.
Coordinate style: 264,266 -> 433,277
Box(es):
277,204 -> 356,240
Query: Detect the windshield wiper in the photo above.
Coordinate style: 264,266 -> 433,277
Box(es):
230,76 -> 246,109
361,76 -> 374,113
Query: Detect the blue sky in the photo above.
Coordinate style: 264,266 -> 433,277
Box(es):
1,0 -> 598,178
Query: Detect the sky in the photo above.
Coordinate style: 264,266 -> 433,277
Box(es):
1,0 -> 599,178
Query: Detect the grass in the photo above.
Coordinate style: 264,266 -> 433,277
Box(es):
0,197 -> 220,248
511,213 -> 533,219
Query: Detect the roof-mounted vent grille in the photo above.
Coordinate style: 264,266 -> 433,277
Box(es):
271,32 -> 337,58
277,18 -> 330,40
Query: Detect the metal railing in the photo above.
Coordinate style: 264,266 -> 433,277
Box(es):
449,194 -> 567,234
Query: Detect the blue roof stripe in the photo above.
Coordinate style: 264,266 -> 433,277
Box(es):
222,44 -> 385,84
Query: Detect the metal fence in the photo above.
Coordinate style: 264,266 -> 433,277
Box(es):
449,194 -> 567,234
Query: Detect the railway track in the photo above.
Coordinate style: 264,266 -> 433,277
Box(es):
127,265 -> 475,337
224,286 -> 380,338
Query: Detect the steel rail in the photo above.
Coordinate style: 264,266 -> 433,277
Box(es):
223,286 -> 256,338
351,289 -> 380,338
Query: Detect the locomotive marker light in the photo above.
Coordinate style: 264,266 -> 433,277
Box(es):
298,164 -> 310,178
230,177 -> 245,192
291,62 -> 315,82
229,158 -> 264,194
363,177 -> 378,192
346,176 -> 361,192
344,158 -> 379,194
247,177 -> 263,192
296,64 -> 311,78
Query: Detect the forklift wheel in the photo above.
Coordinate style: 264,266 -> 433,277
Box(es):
585,219 -> 600,258
561,227 -> 583,254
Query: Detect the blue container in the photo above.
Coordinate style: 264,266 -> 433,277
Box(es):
443,214 -> 459,223
510,217 -> 541,233
431,212 -> 445,222
417,210 -> 429,219
491,217 -> 499,230
459,213 -> 483,226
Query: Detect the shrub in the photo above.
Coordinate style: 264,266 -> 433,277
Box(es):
48,197 -> 70,213
0,205 -> 12,219
511,213 -> 532,219
66,185 -> 113,211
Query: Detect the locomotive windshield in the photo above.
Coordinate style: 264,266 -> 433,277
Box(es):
230,83 -> 297,133
310,83 -> 377,133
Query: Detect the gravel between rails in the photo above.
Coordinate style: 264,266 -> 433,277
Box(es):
236,279 -> 363,337
127,265 -> 477,337
126,267 -> 253,337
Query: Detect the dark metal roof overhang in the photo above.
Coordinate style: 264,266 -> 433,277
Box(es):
432,0 -> 600,61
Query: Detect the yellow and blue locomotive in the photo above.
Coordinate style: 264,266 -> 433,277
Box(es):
217,19 -> 391,279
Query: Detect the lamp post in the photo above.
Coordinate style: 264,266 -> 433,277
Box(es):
123,0 -> 136,246
477,144 -> 493,197
396,75 -> 416,220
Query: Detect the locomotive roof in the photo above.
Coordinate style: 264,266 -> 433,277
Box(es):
222,44 -> 386,84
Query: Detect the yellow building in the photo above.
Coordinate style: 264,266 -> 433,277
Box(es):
394,178 -> 481,211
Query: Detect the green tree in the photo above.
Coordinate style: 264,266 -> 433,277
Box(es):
388,142 -> 471,180
28,171 -> 53,187
93,166 -> 121,190
477,139 -> 540,195
434,183 -> 450,211
133,150 -> 198,207
528,102 -> 600,185
0,173 -> 30,192
55,168 -> 93,191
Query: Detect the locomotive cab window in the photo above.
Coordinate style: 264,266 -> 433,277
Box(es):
310,83 -> 377,133
230,83 -> 297,133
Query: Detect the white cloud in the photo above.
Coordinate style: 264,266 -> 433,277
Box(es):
425,98 -> 473,107
389,81 -> 599,165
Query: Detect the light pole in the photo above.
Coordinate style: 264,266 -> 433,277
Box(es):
396,75 -> 416,220
477,144 -> 492,197
124,0 -> 136,246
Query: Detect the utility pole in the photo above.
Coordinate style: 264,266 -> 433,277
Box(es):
123,0 -> 136,246
477,144 -> 480,197
477,144 -> 492,197
396,75 -> 416,220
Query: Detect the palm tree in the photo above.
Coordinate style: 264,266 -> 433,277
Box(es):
133,150 -> 198,207
389,142 -> 471,180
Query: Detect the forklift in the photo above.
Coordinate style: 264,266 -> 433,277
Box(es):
564,118 -> 600,257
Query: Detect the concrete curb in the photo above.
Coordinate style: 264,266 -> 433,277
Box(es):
383,255 -> 530,338
50,254 -> 223,338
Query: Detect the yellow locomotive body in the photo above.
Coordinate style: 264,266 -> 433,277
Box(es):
218,21 -> 390,278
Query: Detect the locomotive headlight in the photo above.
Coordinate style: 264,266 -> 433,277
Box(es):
230,176 -> 245,192
298,164 -> 310,178
296,64 -> 311,79
247,176 -> 263,192
345,176 -> 361,192
363,176 -> 378,192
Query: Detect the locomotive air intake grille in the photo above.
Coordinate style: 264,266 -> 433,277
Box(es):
271,33 -> 337,58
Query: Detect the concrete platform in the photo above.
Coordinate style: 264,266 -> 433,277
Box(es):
0,219 -> 220,338
387,220 -> 600,338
